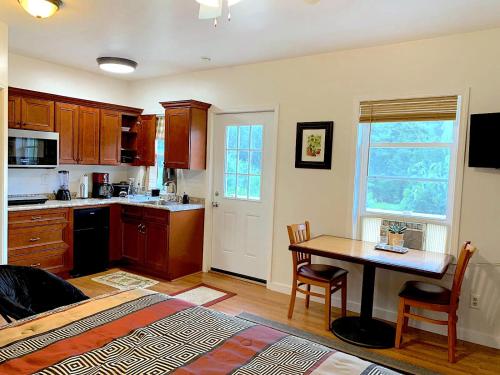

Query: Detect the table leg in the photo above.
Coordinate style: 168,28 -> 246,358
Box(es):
331,265 -> 396,348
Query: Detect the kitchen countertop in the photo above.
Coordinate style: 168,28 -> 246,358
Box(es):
7,197 -> 205,213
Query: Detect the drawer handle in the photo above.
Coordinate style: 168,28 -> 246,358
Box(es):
29,237 -> 41,242
31,216 -> 43,221
30,263 -> 41,268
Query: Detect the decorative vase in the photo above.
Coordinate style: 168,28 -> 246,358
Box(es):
388,233 -> 404,246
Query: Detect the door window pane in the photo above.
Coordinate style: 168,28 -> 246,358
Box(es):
237,175 -> 249,199
238,126 -> 251,149
250,125 -> 263,150
249,176 -> 261,200
224,124 -> 264,201
226,126 -> 238,149
225,174 -> 236,198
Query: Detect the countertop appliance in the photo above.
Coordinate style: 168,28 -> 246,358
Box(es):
8,129 -> 59,168
112,181 -> 130,197
92,173 -> 113,199
71,207 -> 109,277
8,194 -> 49,206
79,174 -> 89,199
55,170 -> 72,201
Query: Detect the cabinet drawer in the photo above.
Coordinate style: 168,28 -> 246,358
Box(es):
9,209 -> 69,228
8,223 -> 66,251
121,205 -> 143,219
9,248 -> 67,272
143,207 -> 169,225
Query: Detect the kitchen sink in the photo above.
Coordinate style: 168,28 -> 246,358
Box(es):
141,200 -> 178,207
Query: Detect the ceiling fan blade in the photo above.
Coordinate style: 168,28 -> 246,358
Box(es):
199,3 -> 222,19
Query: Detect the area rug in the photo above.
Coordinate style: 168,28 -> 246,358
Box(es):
91,271 -> 159,290
170,283 -> 236,307
238,312 -> 439,375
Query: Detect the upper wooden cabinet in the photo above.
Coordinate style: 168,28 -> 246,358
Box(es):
135,115 -> 157,167
56,102 -> 79,164
8,96 -> 55,131
100,110 -> 121,165
8,96 -> 21,128
161,100 -> 211,170
78,106 -> 100,165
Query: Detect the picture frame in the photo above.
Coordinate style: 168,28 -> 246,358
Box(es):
295,121 -> 334,169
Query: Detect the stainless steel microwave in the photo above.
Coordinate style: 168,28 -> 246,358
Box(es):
8,129 -> 59,168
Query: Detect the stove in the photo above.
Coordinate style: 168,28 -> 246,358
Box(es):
8,194 -> 49,206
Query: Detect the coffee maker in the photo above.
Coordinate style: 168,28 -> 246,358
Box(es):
56,170 -> 72,201
92,173 -> 114,199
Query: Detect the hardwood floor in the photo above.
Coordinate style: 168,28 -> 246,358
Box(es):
69,268 -> 500,375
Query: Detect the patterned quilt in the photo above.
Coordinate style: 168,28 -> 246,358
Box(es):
0,289 -> 400,374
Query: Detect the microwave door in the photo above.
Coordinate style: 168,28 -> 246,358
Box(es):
8,129 -> 59,168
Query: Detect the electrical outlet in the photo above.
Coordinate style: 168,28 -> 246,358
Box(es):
470,294 -> 480,309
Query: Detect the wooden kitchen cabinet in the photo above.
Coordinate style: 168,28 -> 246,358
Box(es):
161,100 -> 211,170
78,106 -> 100,165
100,110 -> 121,165
8,96 -> 21,128
21,97 -> 55,131
134,115 -> 157,166
8,208 -> 72,276
120,206 -> 204,280
56,102 -> 79,164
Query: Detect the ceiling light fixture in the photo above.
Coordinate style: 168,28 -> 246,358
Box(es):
97,57 -> 138,74
196,0 -> 243,27
18,0 -> 62,19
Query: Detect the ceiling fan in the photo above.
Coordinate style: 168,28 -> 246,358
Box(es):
196,0 -> 320,26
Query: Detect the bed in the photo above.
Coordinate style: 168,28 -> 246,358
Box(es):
0,289 -> 399,374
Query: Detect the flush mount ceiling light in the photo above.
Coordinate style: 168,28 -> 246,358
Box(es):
18,0 -> 62,18
97,57 -> 138,74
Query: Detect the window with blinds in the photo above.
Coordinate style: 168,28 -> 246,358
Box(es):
355,95 -> 460,252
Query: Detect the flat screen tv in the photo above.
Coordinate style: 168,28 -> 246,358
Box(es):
468,113 -> 500,168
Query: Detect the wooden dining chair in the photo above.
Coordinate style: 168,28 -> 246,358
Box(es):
395,241 -> 477,363
287,221 -> 348,330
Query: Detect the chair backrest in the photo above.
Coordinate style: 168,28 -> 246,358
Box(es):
451,241 -> 477,306
287,221 -> 312,269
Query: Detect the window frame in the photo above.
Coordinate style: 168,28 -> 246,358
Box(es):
356,118 -> 460,231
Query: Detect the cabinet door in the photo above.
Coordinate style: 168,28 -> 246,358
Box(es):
21,97 -> 55,131
55,102 -> 79,164
78,106 -> 100,164
143,221 -> 168,273
165,108 -> 190,169
8,96 -> 21,129
135,115 -> 156,166
99,110 -> 121,165
121,216 -> 144,264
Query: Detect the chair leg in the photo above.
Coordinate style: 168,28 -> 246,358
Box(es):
403,305 -> 410,333
288,281 -> 297,319
341,276 -> 347,317
324,284 -> 332,331
395,298 -> 406,348
448,313 -> 457,363
305,284 -> 311,309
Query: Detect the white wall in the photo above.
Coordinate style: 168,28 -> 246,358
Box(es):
0,22 -> 7,264
7,54 -> 138,197
129,28 -> 500,348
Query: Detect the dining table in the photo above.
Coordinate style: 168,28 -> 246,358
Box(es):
288,235 -> 453,349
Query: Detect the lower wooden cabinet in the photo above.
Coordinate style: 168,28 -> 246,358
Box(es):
120,206 -> 204,280
8,208 -> 72,276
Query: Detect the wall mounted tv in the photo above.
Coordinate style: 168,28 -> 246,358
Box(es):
468,113 -> 500,168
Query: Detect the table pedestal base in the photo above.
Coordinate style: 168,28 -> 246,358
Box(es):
331,316 -> 395,349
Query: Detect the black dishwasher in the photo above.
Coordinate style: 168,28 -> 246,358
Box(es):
71,207 -> 110,277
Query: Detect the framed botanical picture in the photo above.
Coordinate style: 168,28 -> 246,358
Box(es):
295,121 -> 334,169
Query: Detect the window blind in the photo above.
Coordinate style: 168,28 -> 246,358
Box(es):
359,95 -> 459,123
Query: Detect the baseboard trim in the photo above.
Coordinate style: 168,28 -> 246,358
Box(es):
267,281 -> 500,349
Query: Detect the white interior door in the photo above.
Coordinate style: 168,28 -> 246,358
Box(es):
211,111 -> 277,282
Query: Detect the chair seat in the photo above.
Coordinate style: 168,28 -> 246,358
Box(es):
399,280 -> 451,305
298,264 -> 347,282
